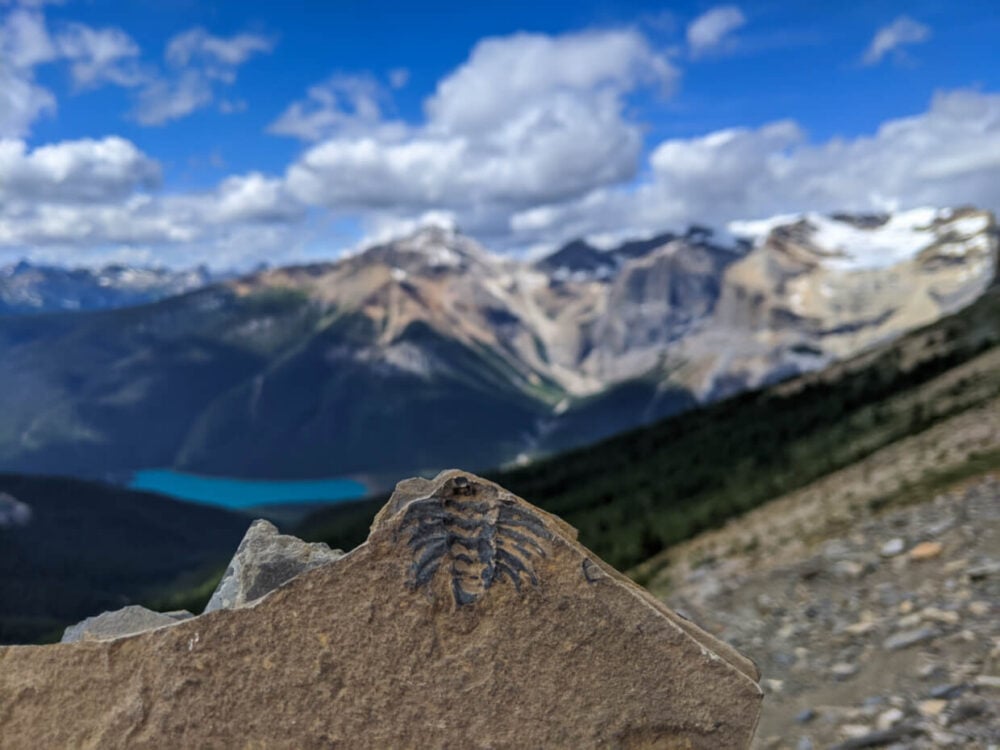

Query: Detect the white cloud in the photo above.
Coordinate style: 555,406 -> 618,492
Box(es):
0,8 -> 56,136
0,136 -> 160,202
686,5 -> 746,58
133,70 -> 213,125
425,30 -> 675,132
0,136 -> 307,267
132,27 -> 274,125
268,74 -> 399,141
165,27 -> 274,69
507,90 -> 1000,246
863,16 -> 931,66
209,172 -> 305,224
0,63 -> 55,137
281,29 -> 677,239
55,22 -> 143,88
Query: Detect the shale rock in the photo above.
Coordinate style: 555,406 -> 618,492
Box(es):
0,470 -> 762,749
204,518 -> 343,612
60,605 -> 190,644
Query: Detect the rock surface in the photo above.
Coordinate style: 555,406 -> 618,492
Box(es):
0,471 -> 762,749
60,605 -> 191,644
648,473 -> 1000,748
204,518 -> 343,612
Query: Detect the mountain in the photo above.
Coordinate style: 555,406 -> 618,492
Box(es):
0,261 -> 222,316
0,473 -> 249,644
300,276 -> 1000,575
0,209 -> 994,482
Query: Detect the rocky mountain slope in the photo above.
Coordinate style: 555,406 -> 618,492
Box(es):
0,208 -> 993,481
656,469 -> 1000,748
0,261 -> 222,315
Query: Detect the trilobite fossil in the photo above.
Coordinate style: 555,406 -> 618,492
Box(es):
397,478 -> 551,605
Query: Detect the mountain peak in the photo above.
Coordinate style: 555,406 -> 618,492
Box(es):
361,223 -> 490,272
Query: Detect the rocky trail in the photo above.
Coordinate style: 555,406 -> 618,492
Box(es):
655,474 -> 1000,748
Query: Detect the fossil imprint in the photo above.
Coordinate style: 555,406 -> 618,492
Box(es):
398,477 -> 552,605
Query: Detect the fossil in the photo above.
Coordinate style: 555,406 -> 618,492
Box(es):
398,478 -> 551,605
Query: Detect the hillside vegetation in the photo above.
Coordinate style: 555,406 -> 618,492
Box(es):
0,474 -> 248,644
301,282 -> 1000,572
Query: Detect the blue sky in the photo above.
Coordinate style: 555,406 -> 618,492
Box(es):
1,0 -> 998,268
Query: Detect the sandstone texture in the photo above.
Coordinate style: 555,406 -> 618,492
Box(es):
204,518 -> 344,613
0,471 -> 762,749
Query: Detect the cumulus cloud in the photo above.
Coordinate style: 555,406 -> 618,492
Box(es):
0,136 -> 307,267
133,27 -> 274,125
0,136 -> 160,202
863,16 -> 931,66
281,29 -> 677,239
686,5 -> 746,58
506,90 -> 1000,246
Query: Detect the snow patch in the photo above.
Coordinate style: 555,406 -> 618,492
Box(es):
729,207 -> 993,272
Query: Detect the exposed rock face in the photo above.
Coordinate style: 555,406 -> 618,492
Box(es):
0,471 -> 762,749
60,606 -> 192,644
690,207 -> 999,399
204,518 -> 344,612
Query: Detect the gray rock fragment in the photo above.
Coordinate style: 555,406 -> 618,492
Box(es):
883,627 -> 938,651
61,605 -> 189,643
204,519 -> 344,613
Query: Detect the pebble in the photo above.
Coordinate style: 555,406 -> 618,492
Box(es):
840,723 -> 872,739
831,662 -> 859,680
929,683 -> 965,700
967,600 -> 990,616
967,560 -> 1000,581
883,627 -> 938,651
920,607 -> 960,625
875,707 -> 903,731
795,708 -> 817,724
917,698 -> 949,717
880,538 -> 905,557
844,620 -> 877,636
909,541 -> 943,560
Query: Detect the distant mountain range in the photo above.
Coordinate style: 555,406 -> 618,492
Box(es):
0,261 -> 227,315
0,207 -> 994,482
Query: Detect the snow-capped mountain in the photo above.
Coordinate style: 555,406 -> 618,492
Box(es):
690,206 -> 998,399
0,207 -> 993,481
0,261 -> 224,316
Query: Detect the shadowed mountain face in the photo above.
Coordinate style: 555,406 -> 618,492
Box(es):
0,209 -> 995,482
0,473 -> 248,644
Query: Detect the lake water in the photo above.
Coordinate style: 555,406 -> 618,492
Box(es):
129,469 -> 370,511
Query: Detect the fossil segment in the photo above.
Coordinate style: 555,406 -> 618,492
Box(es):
398,477 -> 552,605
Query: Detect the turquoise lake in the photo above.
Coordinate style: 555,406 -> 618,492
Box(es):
129,469 -> 370,510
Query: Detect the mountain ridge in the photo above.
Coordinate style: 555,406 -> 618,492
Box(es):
0,207 -> 994,481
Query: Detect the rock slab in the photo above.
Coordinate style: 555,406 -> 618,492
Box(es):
60,605 -> 191,644
0,470 -> 762,749
204,518 -> 344,612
